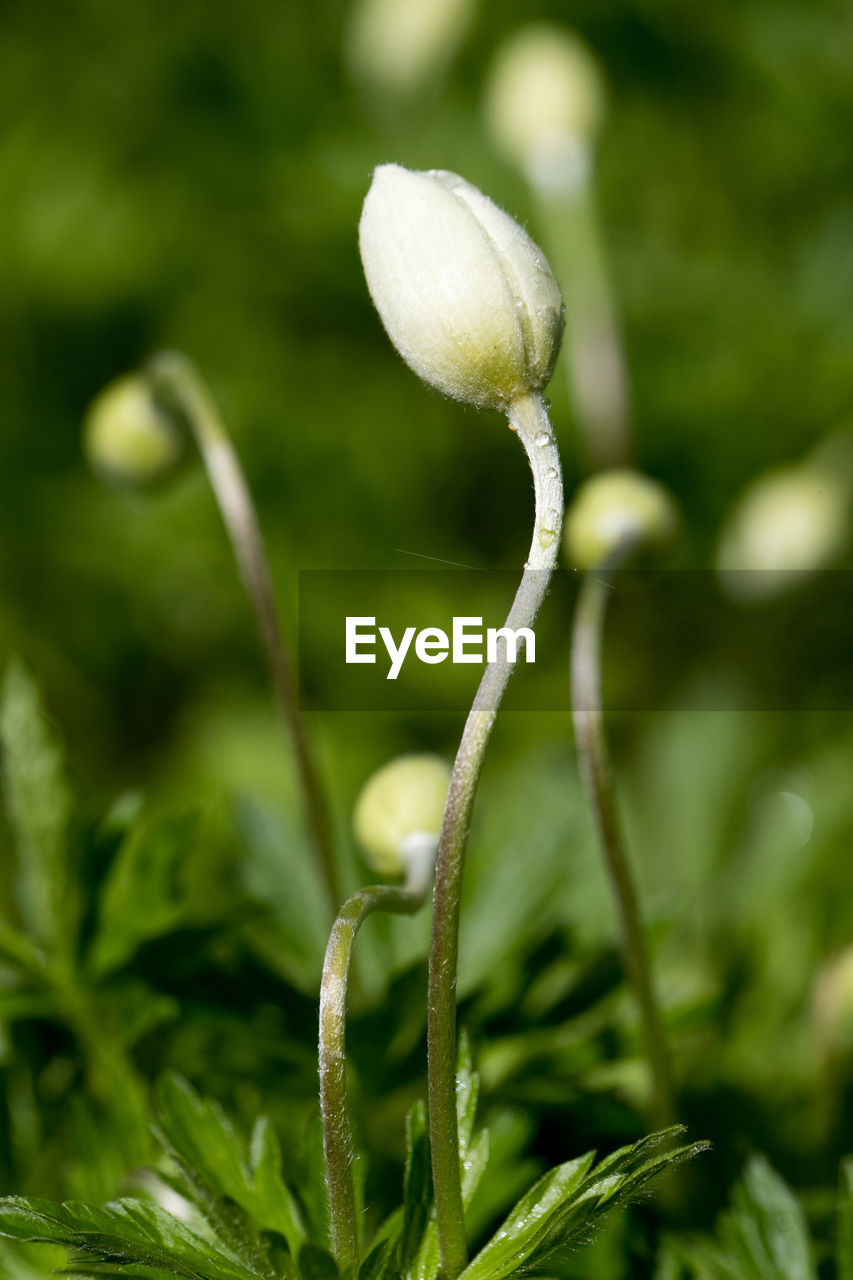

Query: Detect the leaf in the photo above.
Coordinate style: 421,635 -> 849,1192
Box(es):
0,1197 -> 263,1280
233,800 -> 329,996
248,1118 -> 306,1259
461,1129 -> 709,1280
455,1031 -> 478,1160
0,923 -> 48,980
714,1156 -> 816,1280
88,817 -> 194,978
0,659 -> 75,954
153,1075 -> 304,1270
398,1102 -> 430,1275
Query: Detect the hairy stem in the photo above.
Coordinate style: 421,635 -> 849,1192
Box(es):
320,852 -> 433,1272
570,558 -> 676,1128
147,352 -> 342,915
427,390 -> 563,1280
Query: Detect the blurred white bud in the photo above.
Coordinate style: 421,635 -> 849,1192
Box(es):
353,754 -> 451,881
83,374 -> 184,486
813,945 -> 853,1058
485,25 -> 605,193
347,0 -> 476,99
716,464 -> 849,603
564,468 -> 679,569
359,164 -> 564,410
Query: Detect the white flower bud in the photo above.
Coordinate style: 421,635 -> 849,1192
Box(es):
485,26 -> 605,192
353,754 -> 451,880
83,374 -> 184,486
347,0 -> 475,98
716,464 -> 849,603
359,164 -> 564,410
564,469 -> 679,569
813,944 -> 853,1058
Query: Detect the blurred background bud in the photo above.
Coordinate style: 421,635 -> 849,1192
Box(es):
353,754 -> 451,878
485,25 -> 605,193
716,459 -> 850,603
83,374 -> 185,487
813,944 -> 853,1059
346,0 -> 476,99
563,468 -> 678,569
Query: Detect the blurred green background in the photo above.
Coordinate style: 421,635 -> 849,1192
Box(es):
2,0 -> 853,1270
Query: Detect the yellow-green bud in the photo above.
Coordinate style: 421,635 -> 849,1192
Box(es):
359,164 -> 564,410
83,374 -> 184,486
346,0 -> 475,98
813,944 -> 853,1058
485,25 -> 605,190
353,754 -> 451,879
716,464 -> 849,603
564,469 -> 679,568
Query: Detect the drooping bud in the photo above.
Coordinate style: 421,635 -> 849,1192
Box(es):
716,464 -> 849,603
83,374 -> 184,486
346,0 -> 475,99
359,164 -> 564,410
485,25 -> 605,192
564,469 -> 679,569
353,754 -> 451,881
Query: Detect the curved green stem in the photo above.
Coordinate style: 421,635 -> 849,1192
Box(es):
427,390 -> 563,1280
146,352 -> 342,916
319,853 -> 433,1272
570,557 -> 676,1127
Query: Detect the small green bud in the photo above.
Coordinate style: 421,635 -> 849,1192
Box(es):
485,25 -> 605,190
347,0 -> 475,98
353,754 -> 451,879
716,463 -> 848,602
564,469 -> 679,568
83,373 -> 184,486
359,164 -> 564,410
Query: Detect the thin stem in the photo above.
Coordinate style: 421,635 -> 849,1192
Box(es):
534,168 -> 631,471
147,352 -> 342,916
319,853 -> 433,1273
427,390 -> 563,1280
570,557 -> 676,1128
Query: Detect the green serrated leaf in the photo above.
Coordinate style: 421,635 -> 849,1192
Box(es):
455,1031 -> 478,1159
716,1156 -> 816,1280
0,659 -> 75,956
248,1117 -> 306,1258
154,1075 -> 303,1273
461,1131 -> 708,1280
153,1077 -> 263,1271
89,817 -> 194,978
399,1102 -> 430,1274
0,1196 -> 263,1280
460,1151 -> 596,1280
357,1235 -> 400,1280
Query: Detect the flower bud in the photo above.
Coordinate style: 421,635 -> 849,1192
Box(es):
359,164 -> 564,410
353,754 -> 451,879
564,469 -> 679,569
485,25 -> 605,191
347,0 -> 475,98
716,464 -> 849,603
83,374 -> 184,486
813,944 -> 853,1058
